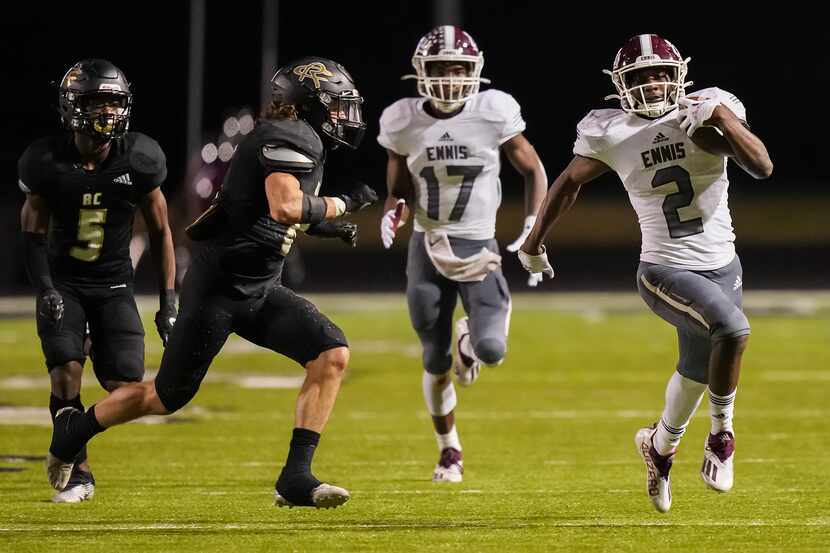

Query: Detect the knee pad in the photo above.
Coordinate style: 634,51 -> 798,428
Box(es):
422,371 -> 457,417
473,337 -> 506,366
422,344 -> 452,375
711,309 -> 750,341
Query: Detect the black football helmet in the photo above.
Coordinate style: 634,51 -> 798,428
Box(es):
270,57 -> 365,150
58,59 -> 132,140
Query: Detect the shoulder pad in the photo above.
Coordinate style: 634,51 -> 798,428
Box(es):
17,136 -> 57,195
688,87 -> 747,122
260,145 -> 315,173
379,98 -> 418,135
127,132 -> 167,176
257,119 -> 323,162
472,89 -> 519,117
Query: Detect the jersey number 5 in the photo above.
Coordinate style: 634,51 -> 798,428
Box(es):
69,208 -> 108,262
651,166 -> 704,239
419,165 -> 484,222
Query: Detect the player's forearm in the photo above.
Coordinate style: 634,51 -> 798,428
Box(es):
22,231 -> 54,292
522,179 -> 582,254
523,160 -> 547,216
148,227 -> 176,292
717,118 -> 773,179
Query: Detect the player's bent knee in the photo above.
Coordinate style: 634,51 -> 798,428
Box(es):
474,338 -> 506,366
423,348 -> 452,375
49,361 -> 83,382
322,346 -> 349,374
711,311 -> 750,341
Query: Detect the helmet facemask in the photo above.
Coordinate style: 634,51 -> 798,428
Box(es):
410,54 -> 485,112
315,89 -> 366,150
604,58 -> 691,118
64,91 -> 132,140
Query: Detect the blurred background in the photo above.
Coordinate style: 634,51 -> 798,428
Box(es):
1,2 -> 827,294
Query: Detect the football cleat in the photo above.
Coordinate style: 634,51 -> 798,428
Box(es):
47,406 -> 82,491
52,467 -> 95,503
453,317 -> 480,387
432,447 -> 463,483
701,431 -> 735,492
635,426 -> 674,513
274,483 -> 350,509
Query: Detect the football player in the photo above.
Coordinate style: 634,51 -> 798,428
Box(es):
45,57 -> 376,509
19,59 -> 176,503
517,34 -> 773,512
378,26 -> 547,482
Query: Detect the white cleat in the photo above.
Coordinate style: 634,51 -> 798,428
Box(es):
52,469 -> 95,503
701,431 -> 735,492
46,452 -> 75,491
274,483 -> 350,509
432,447 -> 463,483
453,317 -> 480,387
635,426 -> 673,513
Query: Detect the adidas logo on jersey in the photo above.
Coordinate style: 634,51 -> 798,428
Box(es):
733,275 -> 743,291
113,173 -> 132,185
438,132 -> 454,142
652,132 -> 669,144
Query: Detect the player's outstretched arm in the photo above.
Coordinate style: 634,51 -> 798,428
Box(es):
141,188 -> 177,345
517,155 -> 610,279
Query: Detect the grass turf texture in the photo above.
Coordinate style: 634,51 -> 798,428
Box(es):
1,293 -> 828,552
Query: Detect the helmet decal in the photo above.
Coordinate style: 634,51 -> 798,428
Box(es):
292,62 -> 334,89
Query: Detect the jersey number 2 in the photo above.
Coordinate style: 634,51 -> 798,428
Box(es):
651,166 -> 704,239
419,165 -> 484,221
69,208 -> 108,262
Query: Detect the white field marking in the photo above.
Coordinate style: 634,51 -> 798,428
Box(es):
348,340 -> 421,357
0,371 -> 305,391
4,290 -> 829,318
1,520 -> 829,532
0,405 -> 211,427
761,371 -> 830,382
544,457 -> 797,467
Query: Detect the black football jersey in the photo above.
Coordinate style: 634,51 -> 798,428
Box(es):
18,132 -> 167,285
213,118 -> 324,280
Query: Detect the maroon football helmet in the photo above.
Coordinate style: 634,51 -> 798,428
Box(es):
603,34 -> 691,117
403,26 -> 489,109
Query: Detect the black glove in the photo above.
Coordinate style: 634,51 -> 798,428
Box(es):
37,288 -> 64,329
306,220 -> 359,247
154,289 -> 177,347
337,182 -> 378,213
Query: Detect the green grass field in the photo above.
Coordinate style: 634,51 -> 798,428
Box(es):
1,292 -> 828,552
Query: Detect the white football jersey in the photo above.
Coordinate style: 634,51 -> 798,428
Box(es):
574,87 -> 747,270
378,89 -> 526,239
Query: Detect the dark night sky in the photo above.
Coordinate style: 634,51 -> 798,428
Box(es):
2,3 -> 828,204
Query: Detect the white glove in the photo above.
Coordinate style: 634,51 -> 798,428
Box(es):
676,96 -> 719,137
506,215 -> 537,252
380,200 -> 406,249
517,246 -> 555,280
526,272 -> 543,287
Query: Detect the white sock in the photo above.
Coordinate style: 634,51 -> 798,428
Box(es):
422,371 -> 457,416
436,425 -> 462,452
653,371 -> 706,456
709,388 -> 736,434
